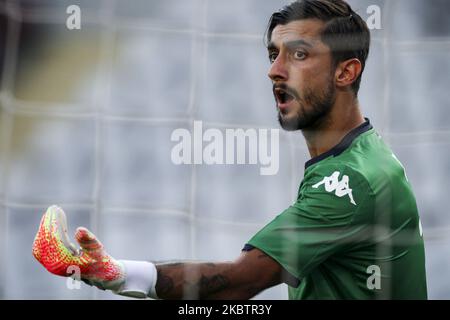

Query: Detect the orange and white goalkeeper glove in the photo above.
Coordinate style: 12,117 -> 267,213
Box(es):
32,205 -> 158,299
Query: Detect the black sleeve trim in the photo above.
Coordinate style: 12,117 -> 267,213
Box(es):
242,244 -> 301,288
242,244 -> 255,251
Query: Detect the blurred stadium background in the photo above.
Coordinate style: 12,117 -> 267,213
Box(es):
0,0 -> 449,299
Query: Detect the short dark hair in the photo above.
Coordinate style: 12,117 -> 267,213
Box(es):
266,0 -> 371,95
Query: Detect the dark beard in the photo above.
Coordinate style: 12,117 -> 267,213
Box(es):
278,80 -> 336,131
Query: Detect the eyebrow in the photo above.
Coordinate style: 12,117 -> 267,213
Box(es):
267,39 -> 314,51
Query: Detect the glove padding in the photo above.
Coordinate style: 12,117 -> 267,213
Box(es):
32,205 -> 125,292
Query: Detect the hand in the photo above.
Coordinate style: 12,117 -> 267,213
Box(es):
32,205 -> 126,292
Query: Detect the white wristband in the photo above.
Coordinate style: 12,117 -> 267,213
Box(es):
116,260 -> 158,299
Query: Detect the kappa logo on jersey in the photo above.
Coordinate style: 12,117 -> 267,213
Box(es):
312,171 -> 356,205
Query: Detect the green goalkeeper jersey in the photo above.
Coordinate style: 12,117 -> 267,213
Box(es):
244,119 -> 427,299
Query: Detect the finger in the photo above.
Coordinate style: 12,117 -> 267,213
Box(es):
32,205 -> 57,261
52,206 -> 78,255
33,205 -> 79,276
75,227 -> 104,252
32,208 -> 49,261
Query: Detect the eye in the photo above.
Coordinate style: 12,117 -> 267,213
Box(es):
268,52 -> 278,63
294,50 -> 307,60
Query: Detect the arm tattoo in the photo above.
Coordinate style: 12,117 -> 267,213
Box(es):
153,252 -> 278,299
198,274 -> 230,296
156,268 -> 174,297
155,262 -> 232,299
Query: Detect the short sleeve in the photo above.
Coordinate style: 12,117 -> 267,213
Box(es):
246,165 -> 374,281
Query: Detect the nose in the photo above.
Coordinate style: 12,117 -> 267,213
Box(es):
268,55 -> 288,82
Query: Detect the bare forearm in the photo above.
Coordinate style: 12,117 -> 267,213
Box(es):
155,262 -> 261,300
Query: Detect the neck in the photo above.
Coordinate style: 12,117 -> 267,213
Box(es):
302,94 -> 365,159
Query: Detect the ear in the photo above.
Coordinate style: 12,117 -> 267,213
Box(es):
334,58 -> 362,89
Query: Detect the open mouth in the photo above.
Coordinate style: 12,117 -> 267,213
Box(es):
274,88 -> 295,105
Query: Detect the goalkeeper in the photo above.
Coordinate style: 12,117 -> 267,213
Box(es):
32,0 -> 427,299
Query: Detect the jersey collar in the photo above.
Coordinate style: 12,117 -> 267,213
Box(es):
304,118 -> 373,170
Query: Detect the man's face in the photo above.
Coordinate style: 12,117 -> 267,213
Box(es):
268,19 -> 336,131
